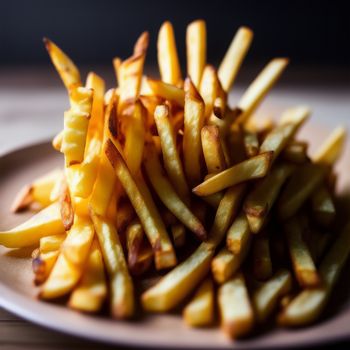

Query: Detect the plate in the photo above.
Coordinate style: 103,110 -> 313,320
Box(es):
0,121 -> 350,348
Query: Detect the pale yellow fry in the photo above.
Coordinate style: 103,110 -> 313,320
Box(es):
32,250 -> 59,285
144,143 -> 206,240
186,20 -> 206,88
0,202 -> 65,248
154,104 -> 190,203
184,78 -> 205,186
236,58 -> 289,123
226,212 -> 251,255
312,126 -> 347,165
183,277 -> 214,327
200,65 -> 219,118
44,38 -> 81,90
52,130 -> 63,152
105,139 -> 176,270
218,27 -> 253,92
218,273 -> 254,339
201,125 -> 227,174
193,152 -> 273,196
62,87 -> 93,166
244,163 -> 294,233
40,234 -> 65,253
157,21 -> 182,85
91,213 -> 134,318
278,221 -> 350,326
260,106 -> 310,162
142,184 -> 245,311
284,217 -> 320,288
278,163 -> 327,221
147,78 -> 185,106
69,239 -> 107,312
252,236 -> 272,281
253,269 -> 292,322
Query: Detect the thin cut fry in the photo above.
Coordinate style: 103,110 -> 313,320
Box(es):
226,212 -> 251,255
311,185 -> 335,227
40,234 -> 65,253
200,65 -> 219,118
147,78 -> 185,106
243,130 -> 259,157
171,223 -> 186,248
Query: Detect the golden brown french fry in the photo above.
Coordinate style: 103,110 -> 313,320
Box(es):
139,95 -> 164,133
244,163 -> 294,233
52,130 -> 63,152
218,273 -> 254,338
171,223 -> 186,248
278,163 -> 327,221
312,126 -> 347,165
69,239 -> 107,313
40,234 -> 65,253
218,26 -> 253,92
193,152 -> 273,196
142,184 -> 245,311
62,87 -> 93,166
201,125 -> 227,173
252,235 -> 272,281
284,217 -> 320,288
130,242 -> 153,276
144,143 -> 206,240
32,250 -> 59,285
183,78 -> 205,186
278,221 -> 350,326
243,130 -> 259,157
236,58 -> 289,124
311,185 -> 335,227
157,21 -> 182,85
43,38 -> 81,90
183,277 -> 214,327
282,141 -> 308,163
58,178 -> 74,231
186,20 -> 206,88
11,168 -> 63,212
226,212 -> 251,255
253,269 -> 292,322
115,199 -> 135,233
105,139 -> 176,270
154,104 -> 190,202
0,202 -> 65,248
146,78 -> 185,106
91,213 -> 134,319
200,65 -> 219,118
126,219 -> 144,269
133,31 -> 149,55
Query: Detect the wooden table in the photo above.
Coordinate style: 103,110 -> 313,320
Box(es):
0,66 -> 349,349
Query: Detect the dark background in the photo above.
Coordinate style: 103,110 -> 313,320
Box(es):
0,0 -> 349,68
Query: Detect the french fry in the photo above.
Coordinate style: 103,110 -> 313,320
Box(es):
147,78 -> 185,106
61,87 -> 94,166
144,143 -> 207,240
126,219 -> 144,270
171,223 -> 186,248
311,185 -> 335,227
105,139 -> 176,270
282,141 -> 308,163
243,130 -> 259,157
52,130 -> 63,152
130,242 -> 153,276
186,20 -> 206,88
226,212 -> 251,255
91,213 -> 134,319
284,217 -> 320,288
253,269 -> 292,322
154,104 -> 190,202
11,168 -> 63,212
40,234 -> 65,253
202,191 -> 224,208
312,126 -> 347,165
244,163 -> 294,233
184,78 -> 205,186
218,273 -> 254,338
278,163 -> 328,221
116,199 -> 135,233
58,178 -> 74,231
236,58 -> 289,124
69,239 -> 107,313
193,152 -> 273,197
201,125 -> 227,173
218,27 -> 253,92
200,65 -> 220,118
32,250 -> 59,285
139,95 -> 164,133
157,21 -> 182,85
278,221 -> 350,326
43,38 -> 81,90
252,235 -> 272,281
0,202 -> 65,248
183,277 -> 214,327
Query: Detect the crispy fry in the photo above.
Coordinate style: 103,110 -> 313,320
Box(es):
40,234 -> 65,253
58,178 -> 74,231
105,139 -> 176,270
183,277 -> 214,327
126,219 -> 144,269
243,130 -> 259,157
236,58 -> 289,124
91,213 -> 134,318
157,21 -> 182,85
147,78 -> 185,106
32,250 -> 59,285
252,235 -> 272,281
311,185 -> 335,227
186,20 -> 206,88
193,152 -> 272,196
200,65 -> 219,118
184,78 -> 205,186
218,273 -> 254,338
52,130 -> 63,151
218,27 -> 253,92
227,212 -> 251,255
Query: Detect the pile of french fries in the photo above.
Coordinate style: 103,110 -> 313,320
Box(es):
1,20 -> 349,338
